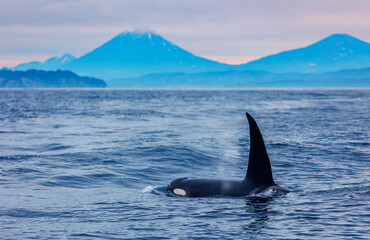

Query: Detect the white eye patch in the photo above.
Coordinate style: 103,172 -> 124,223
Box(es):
173,188 -> 186,196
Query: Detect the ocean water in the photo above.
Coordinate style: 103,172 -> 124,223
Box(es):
0,89 -> 369,239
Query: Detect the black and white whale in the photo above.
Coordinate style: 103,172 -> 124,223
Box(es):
168,112 -> 290,197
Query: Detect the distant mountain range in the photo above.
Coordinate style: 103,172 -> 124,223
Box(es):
10,31 -> 370,87
13,31 -> 230,81
109,67 -> 370,88
0,69 -> 106,88
14,54 -> 76,71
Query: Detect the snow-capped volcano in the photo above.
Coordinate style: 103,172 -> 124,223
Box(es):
62,31 -> 229,79
238,34 -> 370,73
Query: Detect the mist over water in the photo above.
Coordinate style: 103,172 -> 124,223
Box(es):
0,89 -> 369,239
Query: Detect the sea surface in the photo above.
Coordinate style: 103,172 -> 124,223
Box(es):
0,89 -> 369,239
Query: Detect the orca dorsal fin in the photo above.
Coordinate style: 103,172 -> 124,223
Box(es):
245,112 -> 275,185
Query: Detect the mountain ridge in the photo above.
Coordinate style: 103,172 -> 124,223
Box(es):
14,54 -> 76,71
0,69 -> 106,88
113,66 -> 370,88
10,32 -> 370,84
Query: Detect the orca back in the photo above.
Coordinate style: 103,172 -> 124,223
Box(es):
167,112 -> 290,197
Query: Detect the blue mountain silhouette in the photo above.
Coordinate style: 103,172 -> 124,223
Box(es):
12,32 -> 370,83
239,34 -> 370,73
62,30 -> 229,80
14,54 -> 76,71
0,69 -> 106,88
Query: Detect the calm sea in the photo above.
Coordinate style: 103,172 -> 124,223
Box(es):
0,89 -> 369,239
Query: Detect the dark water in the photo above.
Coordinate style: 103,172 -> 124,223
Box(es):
0,89 -> 369,239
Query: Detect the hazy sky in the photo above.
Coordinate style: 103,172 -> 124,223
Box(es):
1,0 -> 370,67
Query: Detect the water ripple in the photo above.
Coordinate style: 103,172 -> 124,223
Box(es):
0,89 -> 369,239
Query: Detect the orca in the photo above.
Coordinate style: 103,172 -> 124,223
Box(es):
167,112 -> 290,197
